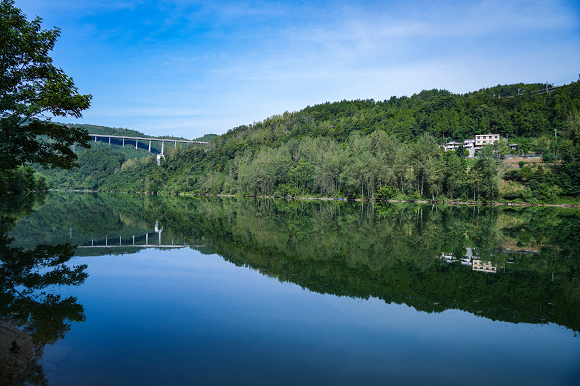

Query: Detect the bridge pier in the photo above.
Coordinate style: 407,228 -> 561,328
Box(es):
161,141 -> 164,156
109,136 -> 111,145
149,140 -> 151,152
135,138 -> 138,149
123,138 -> 125,147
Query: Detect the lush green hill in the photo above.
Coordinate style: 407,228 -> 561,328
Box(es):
194,133 -> 218,142
38,81 -> 580,202
33,141 -> 154,190
215,81 -> 579,145
34,125 -> 218,190
72,124 -> 147,138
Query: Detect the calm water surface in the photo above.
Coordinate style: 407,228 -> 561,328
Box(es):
1,192 -> 579,385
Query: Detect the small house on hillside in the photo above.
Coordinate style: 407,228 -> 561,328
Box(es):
472,259 -> 497,273
475,133 -> 500,146
464,139 -> 475,148
443,141 -> 462,151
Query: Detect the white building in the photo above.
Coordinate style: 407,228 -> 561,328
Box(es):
464,139 -> 475,148
475,133 -> 500,146
442,136 -> 511,158
472,259 -> 497,273
443,141 -> 462,151
462,139 -> 476,157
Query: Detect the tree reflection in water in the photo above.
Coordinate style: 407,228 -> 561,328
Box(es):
7,193 -> 580,333
3,192 -> 580,381
0,194 -> 87,385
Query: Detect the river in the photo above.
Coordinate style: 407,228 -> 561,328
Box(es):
1,192 -> 579,385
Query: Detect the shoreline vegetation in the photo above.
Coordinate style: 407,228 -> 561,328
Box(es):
4,81 -> 580,204
17,189 -> 580,207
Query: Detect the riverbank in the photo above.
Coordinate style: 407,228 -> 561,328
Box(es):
31,190 -> 580,208
0,321 -> 34,384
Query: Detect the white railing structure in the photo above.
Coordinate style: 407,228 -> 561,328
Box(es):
90,134 -> 208,155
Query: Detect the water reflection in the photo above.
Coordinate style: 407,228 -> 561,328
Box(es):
0,195 -> 86,385
7,193 -> 580,335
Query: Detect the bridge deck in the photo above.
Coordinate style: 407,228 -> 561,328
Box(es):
90,134 -> 208,144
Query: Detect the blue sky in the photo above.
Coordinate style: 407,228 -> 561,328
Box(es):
15,0 -> 580,139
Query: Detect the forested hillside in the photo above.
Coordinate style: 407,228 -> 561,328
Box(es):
217,81 -> 578,145
33,125 -> 218,190
38,81 -> 580,203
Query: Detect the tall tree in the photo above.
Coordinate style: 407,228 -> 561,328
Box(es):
443,151 -> 466,199
0,0 -> 91,174
471,145 -> 498,200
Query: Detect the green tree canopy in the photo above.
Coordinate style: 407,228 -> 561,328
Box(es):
0,0 -> 91,172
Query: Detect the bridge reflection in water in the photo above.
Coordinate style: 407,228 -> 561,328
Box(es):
76,221 -> 204,249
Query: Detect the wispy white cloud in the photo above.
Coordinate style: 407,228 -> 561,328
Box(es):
23,0 -> 580,138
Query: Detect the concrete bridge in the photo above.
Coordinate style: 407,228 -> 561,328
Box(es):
90,134 -> 208,156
